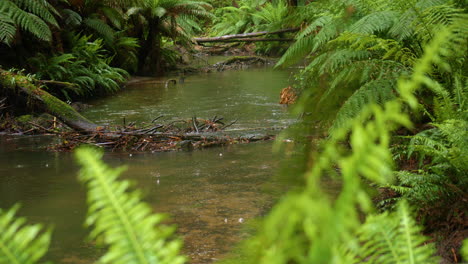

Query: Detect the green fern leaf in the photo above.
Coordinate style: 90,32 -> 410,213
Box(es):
0,14 -> 16,45
331,79 -> 397,133
14,0 -> 59,27
0,0 -> 52,42
352,201 -> 439,264
0,204 -> 51,264
277,15 -> 338,67
350,10 -> 399,35
75,147 -> 185,264
62,9 -> 82,26
83,18 -> 115,43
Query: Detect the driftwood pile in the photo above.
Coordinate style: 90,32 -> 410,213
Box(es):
50,116 -> 275,152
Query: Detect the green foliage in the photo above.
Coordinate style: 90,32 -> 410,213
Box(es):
0,0 -> 59,45
232,98 -> 414,263
331,79 -> 397,132
0,204 -> 51,264
276,0 -> 466,135
29,35 -> 128,97
75,147 -> 185,264
128,0 -> 213,73
210,0 -> 294,54
463,239 -> 468,261
130,0 -> 213,45
83,17 -> 116,43
388,13 -> 467,212
226,11 -> 466,263
210,4 -> 257,36
349,201 -> 439,264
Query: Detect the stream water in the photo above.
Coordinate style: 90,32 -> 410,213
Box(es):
0,66 -> 297,263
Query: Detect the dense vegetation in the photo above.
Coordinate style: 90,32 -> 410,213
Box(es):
0,0 -> 212,98
0,0 -> 467,263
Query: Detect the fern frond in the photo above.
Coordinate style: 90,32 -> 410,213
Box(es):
350,10 -> 399,35
0,14 -> 16,45
391,171 -> 452,203
61,8 -> 82,26
331,79 -> 397,132
14,0 -> 59,27
276,15 -> 337,67
83,18 -> 115,43
101,6 -> 124,29
398,15 -> 468,108
352,201 -> 439,264
1,0 -> 52,42
75,147 -> 185,264
0,204 -> 51,264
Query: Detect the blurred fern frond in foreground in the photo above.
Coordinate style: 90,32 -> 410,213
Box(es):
0,205 -> 51,264
75,146 -> 186,264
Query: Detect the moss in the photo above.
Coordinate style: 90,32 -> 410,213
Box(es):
17,115 -> 33,124
41,91 -> 81,120
0,69 -> 91,122
1,69 -> 97,131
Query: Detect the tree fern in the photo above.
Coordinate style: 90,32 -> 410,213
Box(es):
0,0 -> 55,44
75,147 -> 185,264
0,205 -> 51,264
349,201 -> 439,263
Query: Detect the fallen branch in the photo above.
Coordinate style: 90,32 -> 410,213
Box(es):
198,37 -> 294,43
194,28 -> 299,43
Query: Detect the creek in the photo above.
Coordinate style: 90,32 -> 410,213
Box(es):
0,66 -> 297,263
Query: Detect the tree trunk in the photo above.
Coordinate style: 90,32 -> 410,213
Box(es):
137,18 -> 163,75
0,69 -> 99,132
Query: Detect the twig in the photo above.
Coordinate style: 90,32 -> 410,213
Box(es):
192,116 -> 199,133
27,121 -> 54,133
152,115 -> 164,123
221,119 -> 238,130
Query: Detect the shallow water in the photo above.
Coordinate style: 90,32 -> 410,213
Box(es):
0,137 -> 286,263
83,67 -> 296,133
0,66 -> 296,263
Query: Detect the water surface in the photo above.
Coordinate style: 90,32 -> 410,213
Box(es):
0,137 -> 285,263
84,67 -> 296,134
0,66 -> 296,263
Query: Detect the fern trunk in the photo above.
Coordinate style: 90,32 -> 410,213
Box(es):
137,18 -> 163,75
0,69 -> 99,132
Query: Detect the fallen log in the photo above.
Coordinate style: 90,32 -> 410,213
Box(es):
194,28 -> 299,43
199,38 -> 294,43
0,69 -> 99,132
